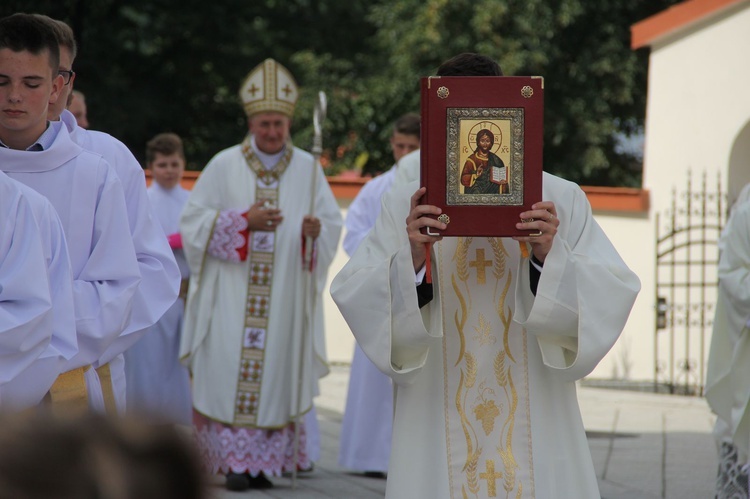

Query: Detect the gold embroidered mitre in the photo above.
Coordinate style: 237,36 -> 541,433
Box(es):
239,58 -> 298,118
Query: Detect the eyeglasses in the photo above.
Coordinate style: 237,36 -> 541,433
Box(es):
58,70 -> 75,85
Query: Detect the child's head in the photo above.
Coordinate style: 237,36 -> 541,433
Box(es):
390,112 -> 420,163
0,13 -> 64,149
146,133 -> 185,190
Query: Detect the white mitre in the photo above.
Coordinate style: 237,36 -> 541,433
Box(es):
239,58 -> 299,118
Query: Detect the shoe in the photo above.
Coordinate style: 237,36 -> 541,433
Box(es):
297,462 -> 315,473
225,472 -> 250,491
363,471 -> 387,479
248,473 -> 274,489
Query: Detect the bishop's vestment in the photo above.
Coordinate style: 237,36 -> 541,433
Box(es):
180,137 -> 342,476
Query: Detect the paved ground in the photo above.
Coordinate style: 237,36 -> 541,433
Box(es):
210,365 -> 718,498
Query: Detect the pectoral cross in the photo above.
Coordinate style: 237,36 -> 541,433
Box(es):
479,459 -> 503,497
469,248 -> 492,284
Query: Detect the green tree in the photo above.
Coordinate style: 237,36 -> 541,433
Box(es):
3,1 -> 678,185
357,0 -> 681,185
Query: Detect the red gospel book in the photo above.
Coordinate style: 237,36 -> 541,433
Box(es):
420,76 -> 544,237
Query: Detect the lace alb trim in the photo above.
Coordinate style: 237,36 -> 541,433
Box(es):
208,209 -> 248,262
193,411 -> 309,477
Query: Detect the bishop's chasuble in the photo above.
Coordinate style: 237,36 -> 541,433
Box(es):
180,137 -> 342,475
332,173 -> 640,499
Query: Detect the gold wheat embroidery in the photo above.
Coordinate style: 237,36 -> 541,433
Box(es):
452,273 -> 468,367
473,313 -> 496,346
497,270 -> 516,364
498,363 -> 520,495
465,450 -> 481,495
465,352 -> 477,389
494,351 -> 507,388
488,238 -> 508,293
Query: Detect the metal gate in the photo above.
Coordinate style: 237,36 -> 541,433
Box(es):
654,171 -> 725,395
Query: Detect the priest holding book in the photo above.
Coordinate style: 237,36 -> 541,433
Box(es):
331,53 -> 641,499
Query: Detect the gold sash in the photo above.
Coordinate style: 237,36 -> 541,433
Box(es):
96,363 -> 118,416
179,278 -> 190,301
47,366 -> 90,415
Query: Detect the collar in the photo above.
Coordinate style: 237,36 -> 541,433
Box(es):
0,121 -> 62,151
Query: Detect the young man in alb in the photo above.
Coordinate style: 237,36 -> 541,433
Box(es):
36,14 -> 181,415
0,13 -> 140,411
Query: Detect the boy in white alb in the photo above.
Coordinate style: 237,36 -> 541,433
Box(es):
37,15 -> 181,414
124,133 -> 192,424
0,13 -> 141,410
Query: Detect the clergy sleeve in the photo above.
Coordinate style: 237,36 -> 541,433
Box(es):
716,205 -> 750,311
0,193 -> 54,386
65,170 -> 141,370
513,177 -> 640,382
207,209 -> 250,262
93,149 -> 180,366
332,182 -> 437,386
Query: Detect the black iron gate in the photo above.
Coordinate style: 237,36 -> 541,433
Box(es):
654,171 -> 725,395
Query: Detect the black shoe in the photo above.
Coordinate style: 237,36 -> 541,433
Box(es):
297,462 -> 315,473
225,472 -> 250,491
363,471 -> 387,479
248,472 -> 274,489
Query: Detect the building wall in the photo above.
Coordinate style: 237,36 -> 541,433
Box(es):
622,2 -> 750,384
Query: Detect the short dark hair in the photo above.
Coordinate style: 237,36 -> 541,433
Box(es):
436,53 -> 503,77
32,15 -> 77,61
0,13 -> 60,72
393,112 -> 420,138
146,133 -> 185,165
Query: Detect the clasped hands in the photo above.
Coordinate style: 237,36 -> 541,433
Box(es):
406,187 -> 559,271
245,199 -> 321,238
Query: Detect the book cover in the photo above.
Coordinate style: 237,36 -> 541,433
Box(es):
420,76 -> 544,237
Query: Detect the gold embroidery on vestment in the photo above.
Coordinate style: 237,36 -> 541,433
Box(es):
473,313 -> 496,346
233,139 -> 291,426
480,459 -> 503,497
442,238 -> 533,498
469,248 -> 493,284
241,135 -> 292,185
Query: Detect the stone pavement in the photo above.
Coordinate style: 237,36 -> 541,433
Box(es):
211,364 -> 718,498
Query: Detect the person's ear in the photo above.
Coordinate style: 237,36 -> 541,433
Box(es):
48,74 -> 65,105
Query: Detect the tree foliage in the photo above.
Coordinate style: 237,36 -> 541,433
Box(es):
3,0 -> 679,185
